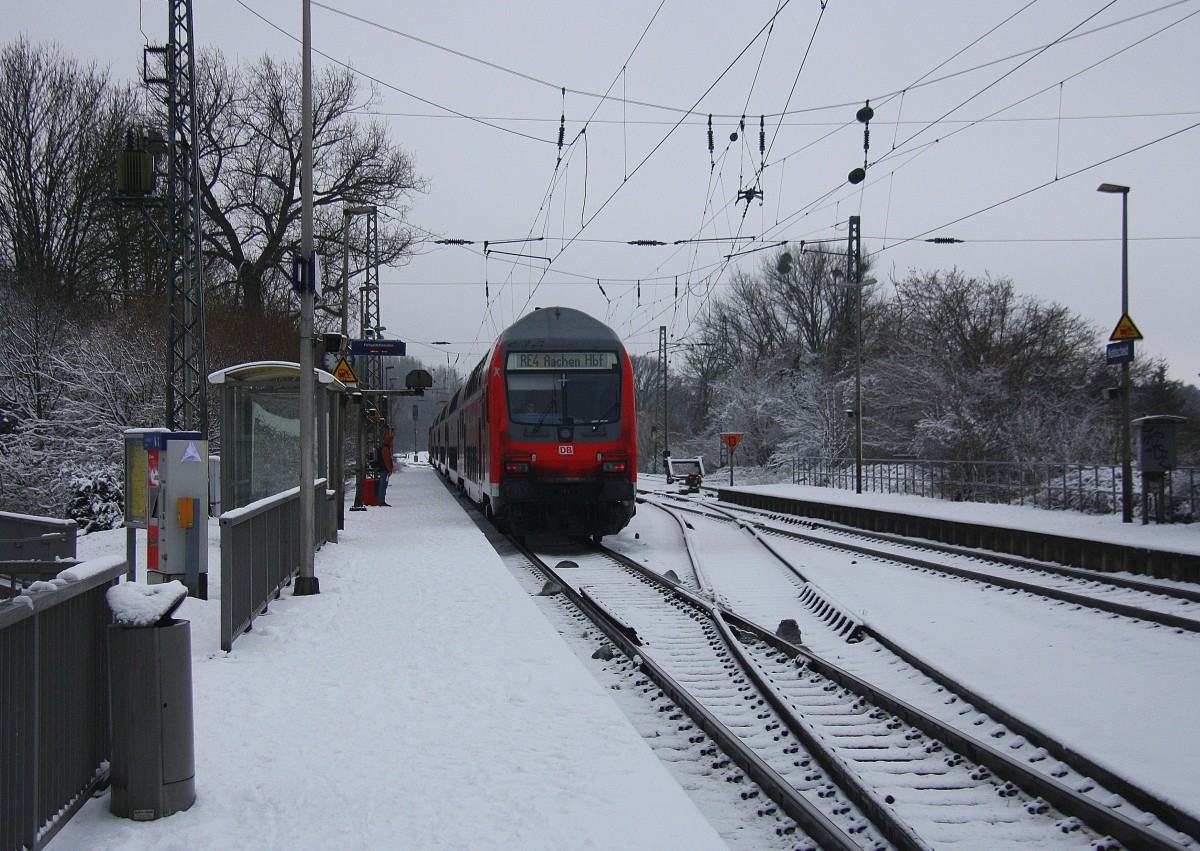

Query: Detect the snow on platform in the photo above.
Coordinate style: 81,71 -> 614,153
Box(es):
57,465 -> 724,850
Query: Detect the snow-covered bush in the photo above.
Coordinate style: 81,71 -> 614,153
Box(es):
65,463 -> 124,534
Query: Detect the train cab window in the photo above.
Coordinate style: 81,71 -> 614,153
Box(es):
506,351 -> 620,427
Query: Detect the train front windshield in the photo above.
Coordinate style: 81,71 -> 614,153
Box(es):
506,351 -> 621,426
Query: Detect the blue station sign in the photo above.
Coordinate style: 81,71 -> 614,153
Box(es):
1106,340 -> 1134,366
350,339 -> 407,357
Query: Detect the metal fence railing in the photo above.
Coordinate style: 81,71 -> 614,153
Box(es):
1,554 -> 127,851
218,480 -> 335,652
785,457 -> 1199,522
1,512 -> 79,594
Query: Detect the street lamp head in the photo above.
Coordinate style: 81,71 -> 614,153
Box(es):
834,275 -> 878,289
1097,183 -> 1130,194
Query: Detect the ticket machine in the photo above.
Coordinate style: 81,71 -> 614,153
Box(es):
125,430 -> 209,598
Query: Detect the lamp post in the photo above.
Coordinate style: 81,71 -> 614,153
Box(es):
384,364 -> 396,429
296,0 -> 318,595
340,205 -> 377,341
1098,182 -> 1133,523
335,204 -> 376,527
658,338 -> 712,479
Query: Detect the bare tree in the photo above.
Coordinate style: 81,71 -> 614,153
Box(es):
193,50 -> 426,315
0,39 -> 136,311
874,270 -> 1105,462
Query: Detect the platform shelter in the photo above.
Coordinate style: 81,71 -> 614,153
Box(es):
207,361 -> 346,515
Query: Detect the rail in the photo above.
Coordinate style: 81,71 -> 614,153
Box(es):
218,479 -> 334,652
0,554 -> 127,851
783,457 -> 1198,521
0,511 -> 79,594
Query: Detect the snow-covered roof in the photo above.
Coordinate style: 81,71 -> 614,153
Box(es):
207,360 -> 345,390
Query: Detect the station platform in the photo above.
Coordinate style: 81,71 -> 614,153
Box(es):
57,464 -> 725,850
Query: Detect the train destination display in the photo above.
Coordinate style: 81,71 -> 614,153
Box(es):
506,352 -> 619,370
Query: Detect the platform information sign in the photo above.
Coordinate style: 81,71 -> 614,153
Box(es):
1106,340 -> 1134,365
350,339 -> 407,356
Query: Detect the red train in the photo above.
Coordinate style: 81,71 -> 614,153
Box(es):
429,306 -> 637,541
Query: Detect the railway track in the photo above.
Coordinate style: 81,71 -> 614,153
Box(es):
510,528 -> 1189,850
648,488 -> 1200,634
631,491 -> 1199,847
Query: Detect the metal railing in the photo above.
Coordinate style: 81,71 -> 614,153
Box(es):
218,479 -> 335,652
785,457 -> 1199,521
1,512 -> 79,594
1,555 -> 127,851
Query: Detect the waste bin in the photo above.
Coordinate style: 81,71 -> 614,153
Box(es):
107,582 -> 196,820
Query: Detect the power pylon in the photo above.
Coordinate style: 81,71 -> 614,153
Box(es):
141,0 -> 207,435
356,210 -> 384,428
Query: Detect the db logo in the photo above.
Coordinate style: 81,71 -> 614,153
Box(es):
558,445 -> 574,455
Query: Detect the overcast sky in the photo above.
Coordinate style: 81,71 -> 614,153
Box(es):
9,1 -> 1199,383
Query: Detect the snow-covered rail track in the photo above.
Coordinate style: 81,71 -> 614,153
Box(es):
650,490 -> 1200,634
517,536 -> 1170,850
635,493 -> 1199,848
516,540 -> 878,850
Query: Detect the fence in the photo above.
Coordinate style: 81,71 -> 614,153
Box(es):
1,512 -> 79,595
218,479 -> 336,652
1,555 -> 127,851
787,457 -> 1199,521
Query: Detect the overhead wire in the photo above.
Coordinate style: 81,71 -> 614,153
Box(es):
231,0 -> 1198,370
514,0 -> 797,323
230,0 -> 553,145
309,0 -> 1195,122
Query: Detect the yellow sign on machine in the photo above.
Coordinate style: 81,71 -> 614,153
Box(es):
1109,313 -> 1143,342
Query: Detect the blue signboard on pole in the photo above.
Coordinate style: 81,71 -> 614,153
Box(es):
350,339 -> 407,356
1106,340 -> 1134,365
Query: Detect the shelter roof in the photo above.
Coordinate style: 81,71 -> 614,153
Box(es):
207,360 -> 345,390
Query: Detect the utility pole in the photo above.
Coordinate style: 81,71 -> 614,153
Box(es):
848,215 -> 863,495
658,326 -> 668,473
340,205 -> 375,520
350,208 -> 379,510
295,0 -> 318,595
1098,183 -> 1134,522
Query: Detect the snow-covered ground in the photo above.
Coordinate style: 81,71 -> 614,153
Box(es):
54,463 -> 1200,848
733,479 -> 1200,555
58,462 -> 724,850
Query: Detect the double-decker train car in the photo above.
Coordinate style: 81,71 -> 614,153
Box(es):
429,306 -> 637,540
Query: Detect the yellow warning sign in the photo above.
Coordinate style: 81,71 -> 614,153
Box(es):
332,356 -> 359,384
1109,313 -> 1143,342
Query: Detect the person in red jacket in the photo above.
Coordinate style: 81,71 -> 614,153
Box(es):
378,429 -> 395,506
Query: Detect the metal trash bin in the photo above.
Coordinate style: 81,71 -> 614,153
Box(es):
107,582 -> 196,820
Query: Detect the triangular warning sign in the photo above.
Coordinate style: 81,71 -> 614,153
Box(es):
332,356 -> 359,384
1109,313 -> 1143,342
721,432 -> 744,451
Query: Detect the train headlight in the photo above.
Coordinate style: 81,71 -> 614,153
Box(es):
601,460 -> 627,474
503,460 -> 531,475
